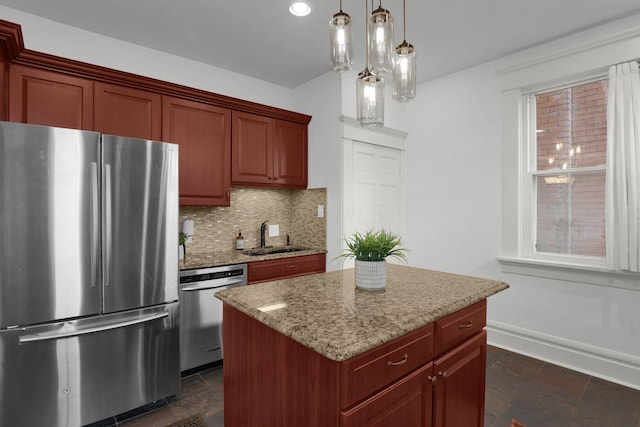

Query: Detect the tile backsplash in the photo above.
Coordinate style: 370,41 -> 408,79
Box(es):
179,187 -> 327,254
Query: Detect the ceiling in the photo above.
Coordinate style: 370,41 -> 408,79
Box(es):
2,0 -> 640,89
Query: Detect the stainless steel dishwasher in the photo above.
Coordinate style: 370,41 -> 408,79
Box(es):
179,263 -> 247,371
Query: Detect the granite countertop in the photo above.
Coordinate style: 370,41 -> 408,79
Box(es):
180,247 -> 327,270
216,264 -> 509,361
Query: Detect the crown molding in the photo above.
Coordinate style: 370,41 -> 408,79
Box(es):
497,26 -> 640,76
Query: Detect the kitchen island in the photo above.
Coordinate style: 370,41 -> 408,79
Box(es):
216,264 -> 509,427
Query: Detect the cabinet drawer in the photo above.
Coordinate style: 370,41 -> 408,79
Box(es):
434,300 -> 486,356
248,253 -> 326,284
341,323 -> 434,409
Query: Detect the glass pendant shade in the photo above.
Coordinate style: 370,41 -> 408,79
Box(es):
392,41 -> 416,102
329,11 -> 354,72
357,68 -> 384,128
367,5 -> 394,74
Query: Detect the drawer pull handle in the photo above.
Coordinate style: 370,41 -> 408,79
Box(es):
286,265 -> 296,268
387,353 -> 408,367
439,371 -> 448,379
428,375 -> 437,385
459,321 -> 473,329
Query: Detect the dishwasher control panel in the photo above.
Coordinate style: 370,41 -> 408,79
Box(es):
180,266 -> 246,284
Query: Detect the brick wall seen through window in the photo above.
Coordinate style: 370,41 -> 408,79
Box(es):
534,79 -> 607,257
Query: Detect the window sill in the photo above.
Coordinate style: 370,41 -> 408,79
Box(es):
497,256 -> 640,291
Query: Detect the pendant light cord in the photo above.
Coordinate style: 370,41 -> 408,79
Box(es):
365,0 -> 369,67
403,0 -> 407,42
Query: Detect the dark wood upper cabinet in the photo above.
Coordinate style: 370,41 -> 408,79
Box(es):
273,119 -> 308,188
0,20 -> 311,201
8,64 -> 93,130
232,111 -> 308,189
162,96 -> 231,206
0,60 -> 7,121
231,111 -> 273,185
94,81 -> 161,140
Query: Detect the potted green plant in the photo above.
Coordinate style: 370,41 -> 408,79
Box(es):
179,231 -> 187,261
339,229 -> 407,290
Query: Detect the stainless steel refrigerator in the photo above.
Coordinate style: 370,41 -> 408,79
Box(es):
0,121 -> 180,426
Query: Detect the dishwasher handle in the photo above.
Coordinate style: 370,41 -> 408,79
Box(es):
19,311 -> 169,344
180,278 -> 246,292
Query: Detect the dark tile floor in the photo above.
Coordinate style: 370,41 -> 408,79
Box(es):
95,346 -> 640,426
485,346 -> 640,427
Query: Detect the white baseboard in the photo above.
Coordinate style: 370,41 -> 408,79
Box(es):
486,320 -> 640,391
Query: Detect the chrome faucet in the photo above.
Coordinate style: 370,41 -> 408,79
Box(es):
260,220 -> 269,248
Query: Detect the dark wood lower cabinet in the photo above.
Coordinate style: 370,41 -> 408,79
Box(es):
247,253 -> 326,284
223,305 -> 340,427
341,363 -> 434,427
223,301 -> 488,427
433,331 -> 487,427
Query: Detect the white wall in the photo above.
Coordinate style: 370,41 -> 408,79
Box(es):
403,61 -> 503,279
402,15 -> 640,389
0,6 -> 294,110
294,71 -> 344,271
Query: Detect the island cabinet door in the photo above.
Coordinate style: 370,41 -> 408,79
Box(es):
432,330 -> 487,427
341,362 -> 434,427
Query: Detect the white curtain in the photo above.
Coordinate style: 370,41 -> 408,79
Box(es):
606,61 -> 640,272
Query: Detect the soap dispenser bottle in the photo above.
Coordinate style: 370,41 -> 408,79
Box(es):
236,230 -> 244,250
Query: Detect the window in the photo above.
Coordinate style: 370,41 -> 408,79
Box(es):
529,79 -> 608,261
499,29 -> 640,287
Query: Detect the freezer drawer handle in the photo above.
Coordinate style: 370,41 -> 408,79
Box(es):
18,311 -> 169,344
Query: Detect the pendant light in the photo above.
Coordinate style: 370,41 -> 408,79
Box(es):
357,68 -> 384,128
357,0 -> 384,128
368,0 -> 394,74
392,0 -> 416,102
329,0 -> 353,72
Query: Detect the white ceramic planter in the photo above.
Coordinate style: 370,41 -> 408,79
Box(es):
355,260 -> 387,290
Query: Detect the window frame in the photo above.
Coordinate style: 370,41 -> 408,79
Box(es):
497,25 -> 640,289
521,75 -> 609,269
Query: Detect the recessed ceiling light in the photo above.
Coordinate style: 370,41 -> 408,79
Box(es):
289,0 -> 311,16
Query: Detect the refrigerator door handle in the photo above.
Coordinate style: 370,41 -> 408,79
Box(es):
90,161 -> 99,288
103,162 -> 112,287
18,311 -> 169,344
180,278 -> 246,291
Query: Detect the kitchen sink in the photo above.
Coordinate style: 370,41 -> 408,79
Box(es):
242,246 -> 306,256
